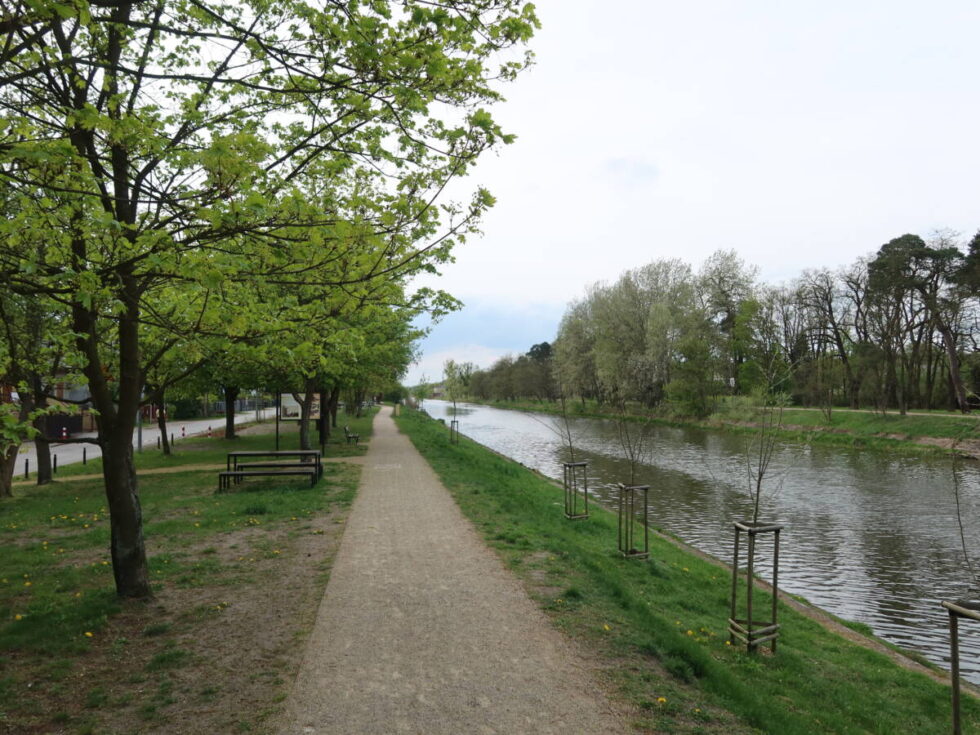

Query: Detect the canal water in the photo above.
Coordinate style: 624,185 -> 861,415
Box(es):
424,399 -> 980,683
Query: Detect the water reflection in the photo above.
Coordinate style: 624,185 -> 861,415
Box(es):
425,399 -> 980,683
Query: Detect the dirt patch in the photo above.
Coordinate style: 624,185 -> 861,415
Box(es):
915,435 -> 980,459
12,465 -> 225,488
4,501 -> 355,734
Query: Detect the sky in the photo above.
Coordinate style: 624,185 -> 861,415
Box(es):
404,1 -> 980,385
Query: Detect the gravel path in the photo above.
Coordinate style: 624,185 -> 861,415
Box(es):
277,406 -> 631,734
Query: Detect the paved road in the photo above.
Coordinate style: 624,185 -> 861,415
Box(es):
277,406 -> 630,734
15,409 -> 274,471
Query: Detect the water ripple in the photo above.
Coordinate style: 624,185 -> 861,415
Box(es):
426,400 -> 980,683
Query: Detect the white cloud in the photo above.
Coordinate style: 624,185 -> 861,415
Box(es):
403,0 -> 980,387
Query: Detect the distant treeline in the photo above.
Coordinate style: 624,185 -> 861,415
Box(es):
464,231 -> 980,416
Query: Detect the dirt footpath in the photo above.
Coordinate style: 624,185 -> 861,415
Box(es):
276,406 -> 631,734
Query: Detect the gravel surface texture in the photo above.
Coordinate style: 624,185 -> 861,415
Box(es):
277,406 -> 631,734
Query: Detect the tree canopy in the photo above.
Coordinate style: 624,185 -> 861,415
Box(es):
0,0 -> 538,596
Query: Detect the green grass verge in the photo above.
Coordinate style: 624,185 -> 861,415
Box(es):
767,408 -> 980,441
469,397 -> 979,455
396,407 -> 979,734
0,410 -> 373,732
37,411 -> 374,482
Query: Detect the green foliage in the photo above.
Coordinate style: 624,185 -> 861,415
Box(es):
0,0 -> 537,594
468,343 -> 557,402
443,359 -> 476,408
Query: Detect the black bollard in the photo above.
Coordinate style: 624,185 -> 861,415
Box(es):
53,454 -> 57,474
83,447 -> 87,465
24,458 -> 28,479
170,432 -> 174,446
156,436 -> 160,449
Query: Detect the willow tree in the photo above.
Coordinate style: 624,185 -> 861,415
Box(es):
0,0 -> 537,598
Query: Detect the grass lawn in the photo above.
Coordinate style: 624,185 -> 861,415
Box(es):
772,408 -> 980,441
33,412 -> 369,482
0,410 -> 375,734
472,397 -> 980,455
396,407 -> 980,734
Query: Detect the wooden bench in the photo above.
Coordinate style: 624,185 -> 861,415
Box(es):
227,450 -> 322,475
217,467 -> 317,492
220,450 -> 323,492
344,425 -> 359,445
235,461 -> 312,471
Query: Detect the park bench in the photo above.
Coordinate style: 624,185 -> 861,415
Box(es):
219,450 -> 322,492
217,467 -> 317,492
344,425 -> 359,445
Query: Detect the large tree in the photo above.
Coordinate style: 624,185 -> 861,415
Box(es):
0,0 -> 537,598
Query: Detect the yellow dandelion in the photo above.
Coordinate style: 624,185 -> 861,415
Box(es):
194,522 -> 201,528
602,624 -> 611,631
14,614 -> 23,621
657,697 -> 667,704
24,581 -> 32,587
725,640 -> 731,646
84,631 -> 93,638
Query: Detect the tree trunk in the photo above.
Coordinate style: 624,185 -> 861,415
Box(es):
25,392 -> 52,485
317,385 -> 327,454
937,323 -> 969,412
223,386 -> 240,439
326,386 -> 340,435
1,377 -> 35,496
101,435 -> 151,597
72,274 -> 152,599
0,444 -> 18,497
157,395 -> 171,456
294,380 -> 317,450
34,426 -> 52,485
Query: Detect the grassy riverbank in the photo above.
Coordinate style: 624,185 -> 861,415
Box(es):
0,413 -> 374,734
467,397 -> 980,455
396,407 -> 979,734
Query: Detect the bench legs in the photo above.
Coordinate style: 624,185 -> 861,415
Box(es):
218,469 -> 318,492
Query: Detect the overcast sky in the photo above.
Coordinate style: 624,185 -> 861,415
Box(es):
405,0 -> 980,385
